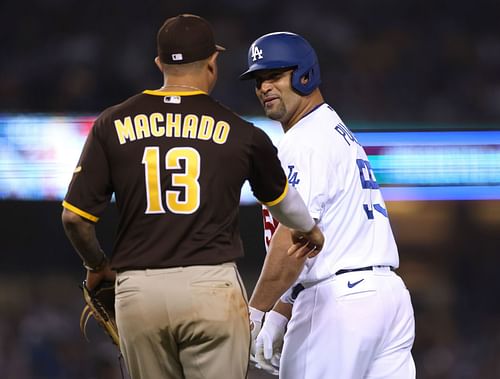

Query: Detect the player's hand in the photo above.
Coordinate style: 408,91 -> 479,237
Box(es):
85,263 -> 116,291
289,224 -> 324,258
254,310 -> 288,376
254,346 -> 279,376
249,306 -> 265,359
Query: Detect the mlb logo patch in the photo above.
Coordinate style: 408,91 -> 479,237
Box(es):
172,53 -> 183,61
164,96 -> 181,104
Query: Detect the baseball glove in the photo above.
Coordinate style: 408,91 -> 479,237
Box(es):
80,280 -> 120,349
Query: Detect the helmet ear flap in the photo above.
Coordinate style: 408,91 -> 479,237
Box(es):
291,63 -> 321,95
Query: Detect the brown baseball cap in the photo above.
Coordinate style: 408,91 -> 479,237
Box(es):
157,14 -> 225,64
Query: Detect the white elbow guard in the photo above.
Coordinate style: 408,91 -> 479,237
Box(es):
267,186 -> 314,232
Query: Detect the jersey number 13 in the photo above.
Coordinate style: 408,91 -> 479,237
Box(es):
142,146 -> 201,215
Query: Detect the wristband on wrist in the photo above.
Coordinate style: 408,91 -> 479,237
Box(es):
249,306 -> 266,323
83,254 -> 108,272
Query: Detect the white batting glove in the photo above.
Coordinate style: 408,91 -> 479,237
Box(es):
249,306 -> 265,362
254,310 -> 288,376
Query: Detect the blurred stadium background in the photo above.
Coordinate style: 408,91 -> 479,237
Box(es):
1,1 -> 499,378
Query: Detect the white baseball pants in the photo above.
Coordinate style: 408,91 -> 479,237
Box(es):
280,267 -> 416,379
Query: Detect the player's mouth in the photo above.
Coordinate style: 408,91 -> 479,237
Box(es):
262,95 -> 279,108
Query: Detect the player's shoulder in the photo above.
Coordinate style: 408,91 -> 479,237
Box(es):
280,103 -> 356,157
309,104 -> 357,145
208,97 -> 255,128
311,103 -> 344,130
286,104 -> 340,141
94,92 -> 145,125
207,98 -> 270,144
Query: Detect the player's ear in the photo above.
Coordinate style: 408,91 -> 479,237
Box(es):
206,52 -> 219,93
154,56 -> 163,72
206,51 -> 219,75
300,73 -> 310,85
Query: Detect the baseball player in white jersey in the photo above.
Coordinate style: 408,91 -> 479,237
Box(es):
240,32 -> 416,378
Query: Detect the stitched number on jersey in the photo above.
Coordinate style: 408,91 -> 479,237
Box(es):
142,147 -> 200,214
262,207 -> 279,251
356,159 -> 388,219
142,147 -> 165,214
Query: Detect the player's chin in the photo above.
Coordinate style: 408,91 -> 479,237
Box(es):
263,105 -> 282,121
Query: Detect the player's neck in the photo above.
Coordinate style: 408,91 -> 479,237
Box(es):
159,83 -> 207,93
159,76 -> 210,93
282,91 -> 324,132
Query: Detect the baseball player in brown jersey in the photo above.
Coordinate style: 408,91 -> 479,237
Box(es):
61,14 -> 324,379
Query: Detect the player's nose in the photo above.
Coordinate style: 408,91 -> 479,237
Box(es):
257,79 -> 274,94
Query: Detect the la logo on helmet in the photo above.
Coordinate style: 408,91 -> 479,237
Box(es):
251,45 -> 263,61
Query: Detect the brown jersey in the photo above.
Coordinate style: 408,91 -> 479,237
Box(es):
63,89 -> 288,270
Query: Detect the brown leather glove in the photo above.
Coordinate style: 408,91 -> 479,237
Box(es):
80,280 -> 120,349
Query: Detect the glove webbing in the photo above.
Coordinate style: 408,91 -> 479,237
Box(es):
80,282 -> 120,348
79,282 -> 125,379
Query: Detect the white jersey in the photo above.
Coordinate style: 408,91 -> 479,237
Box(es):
271,103 -> 399,285
260,104 -> 415,379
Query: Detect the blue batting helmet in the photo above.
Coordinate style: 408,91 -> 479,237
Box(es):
239,32 -> 321,95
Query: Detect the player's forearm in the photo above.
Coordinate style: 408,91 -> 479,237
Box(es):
250,273 -> 298,311
62,208 -> 107,269
250,224 -> 306,311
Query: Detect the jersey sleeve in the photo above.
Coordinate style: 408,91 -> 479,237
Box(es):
63,118 -> 113,222
248,127 -> 288,205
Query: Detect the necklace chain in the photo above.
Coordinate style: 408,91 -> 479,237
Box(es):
160,84 -> 203,92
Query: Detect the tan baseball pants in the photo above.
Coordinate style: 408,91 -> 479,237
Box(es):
115,262 -> 250,379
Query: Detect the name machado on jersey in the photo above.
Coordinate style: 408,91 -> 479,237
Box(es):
114,112 -> 230,145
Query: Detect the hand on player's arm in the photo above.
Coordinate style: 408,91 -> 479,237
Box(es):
289,223 -> 323,259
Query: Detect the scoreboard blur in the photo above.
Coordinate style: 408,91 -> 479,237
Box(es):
0,115 -> 498,202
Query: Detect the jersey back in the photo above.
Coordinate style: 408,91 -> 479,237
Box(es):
63,90 -> 287,270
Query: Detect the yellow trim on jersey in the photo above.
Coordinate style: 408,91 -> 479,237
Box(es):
262,181 -> 289,207
62,201 -> 99,223
143,89 -> 207,96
